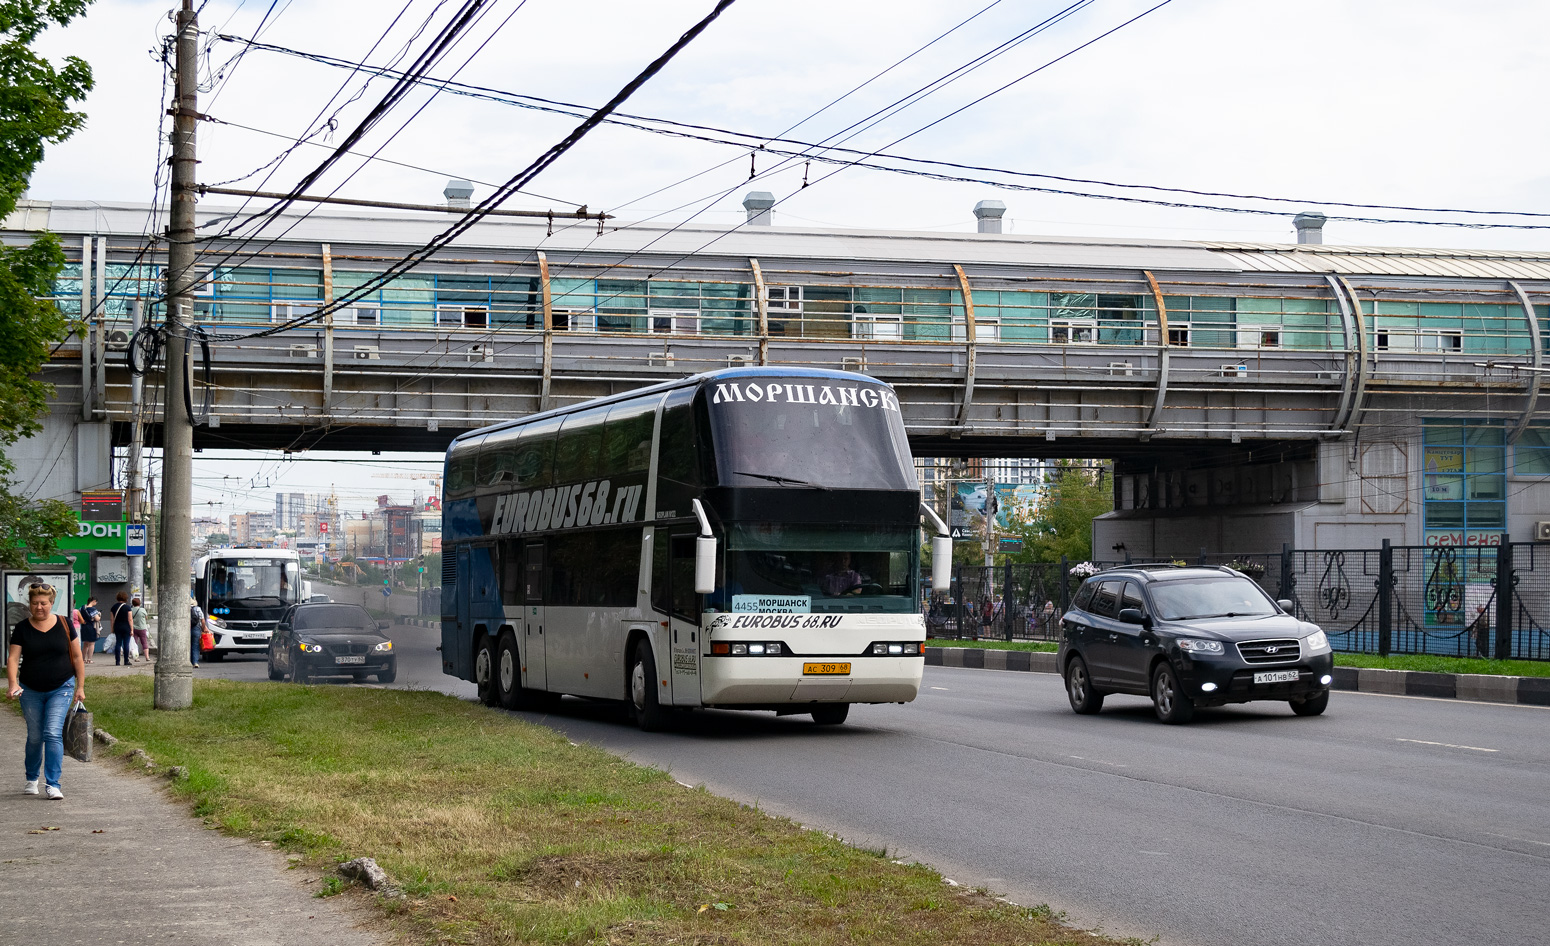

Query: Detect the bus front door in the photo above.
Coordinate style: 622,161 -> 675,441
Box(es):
668,533 -> 701,706
522,541 -> 547,691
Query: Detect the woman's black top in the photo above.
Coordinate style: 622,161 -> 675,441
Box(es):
10,617 -> 78,692
80,606 -> 100,642
111,602 -> 132,635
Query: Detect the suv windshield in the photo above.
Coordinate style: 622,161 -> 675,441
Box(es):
1148,577 -> 1277,621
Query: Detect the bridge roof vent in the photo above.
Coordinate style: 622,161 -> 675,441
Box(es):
974,199 -> 1006,233
1293,211 -> 1326,245
444,179 -> 475,210
743,191 -> 775,226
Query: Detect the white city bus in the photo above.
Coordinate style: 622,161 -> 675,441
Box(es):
439,367 -> 951,729
194,548 -> 308,659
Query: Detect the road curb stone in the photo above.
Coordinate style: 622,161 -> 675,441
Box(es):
923,646 -> 1546,706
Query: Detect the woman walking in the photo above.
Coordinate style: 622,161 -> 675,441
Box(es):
6,582 -> 86,800
110,591 -> 133,666
131,597 -> 151,662
79,596 -> 100,664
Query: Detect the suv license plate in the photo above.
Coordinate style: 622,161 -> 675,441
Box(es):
1254,670 -> 1299,684
803,662 -> 851,675
335,655 -> 366,665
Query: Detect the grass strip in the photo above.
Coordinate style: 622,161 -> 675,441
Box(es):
926,639 -> 1057,653
1332,653 -> 1550,677
86,676 -> 1128,946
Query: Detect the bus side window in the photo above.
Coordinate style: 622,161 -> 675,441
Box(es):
669,534 -> 700,623
499,540 -> 524,607
651,529 -> 670,615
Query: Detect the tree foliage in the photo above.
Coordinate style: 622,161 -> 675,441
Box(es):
0,0 -> 94,567
1002,461 -> 1114,565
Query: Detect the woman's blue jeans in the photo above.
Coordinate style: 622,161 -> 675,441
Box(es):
114,632 -> 131,664
20,679 -> 76,789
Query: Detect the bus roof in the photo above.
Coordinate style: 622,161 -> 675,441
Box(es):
449,366 -> 891,446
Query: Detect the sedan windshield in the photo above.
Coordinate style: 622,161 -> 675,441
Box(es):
1148,577 -> 1277,621
294,606 -> 376,631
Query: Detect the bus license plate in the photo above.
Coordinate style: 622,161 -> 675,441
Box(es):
803,662 -> 851,675
1254,670 -> 1299,684
335,655 -> 366,665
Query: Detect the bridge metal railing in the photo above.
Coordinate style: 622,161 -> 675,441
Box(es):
924,541 -> 1550,661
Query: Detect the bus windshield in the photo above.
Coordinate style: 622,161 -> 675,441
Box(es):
207,558 -> 300,620
718,522 -> 917,614
705,377 -> 916,490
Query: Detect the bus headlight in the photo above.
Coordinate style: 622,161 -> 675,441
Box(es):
871,642 -> 921,655
711,641 -> 784,656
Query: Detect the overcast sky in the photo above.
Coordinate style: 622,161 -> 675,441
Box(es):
27,0 -> 1550,514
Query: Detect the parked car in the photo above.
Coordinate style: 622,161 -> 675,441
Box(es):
1057,566 -> 1333,723
268,602 -> 396,684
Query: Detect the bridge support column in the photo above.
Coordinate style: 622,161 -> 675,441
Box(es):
1143,270 -> 1169,435
750,257 -> 768,366
1506,280 -> 1543,444
79,235 -> 92,421
538,250 -> 554,411
322,243 -> 334,410
953,264 -> 976,430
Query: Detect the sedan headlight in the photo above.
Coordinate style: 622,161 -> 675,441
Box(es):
1303,629 -> 1331,655
373,641 -> 393,652
299,642 -> 323,653
1176,638 -> 1224,655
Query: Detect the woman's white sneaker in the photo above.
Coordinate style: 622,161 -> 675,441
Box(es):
23,779 -> 39,795
45,784 -> 64,800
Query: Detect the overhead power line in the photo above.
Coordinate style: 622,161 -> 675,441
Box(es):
225,27 -> 1550,227
214,0 -> 740,342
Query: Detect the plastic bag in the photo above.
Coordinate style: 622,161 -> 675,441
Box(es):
200,630 -> 215,652
65,703 -> 92,762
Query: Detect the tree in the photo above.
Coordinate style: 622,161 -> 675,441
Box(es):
0,0 -> 95,568
1003,461 -> 1114,565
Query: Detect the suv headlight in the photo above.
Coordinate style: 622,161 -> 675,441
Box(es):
1176,638 -> 1224,655
299,643 -> 323,653
373,641 -> 393,652
1303,629 -> 1330,655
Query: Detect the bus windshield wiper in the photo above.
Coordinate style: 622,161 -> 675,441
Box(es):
732,471 -> 829,490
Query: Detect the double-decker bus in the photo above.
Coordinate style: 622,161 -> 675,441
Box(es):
439,367 -> 951,729
194,548 -> 308,660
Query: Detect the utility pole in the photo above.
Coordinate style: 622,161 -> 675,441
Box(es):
154,0 -> 197,710
128,300 -> 145,601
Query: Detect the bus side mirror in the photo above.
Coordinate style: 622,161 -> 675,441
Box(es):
931,536 -> 951,592
695,536 -> 717,595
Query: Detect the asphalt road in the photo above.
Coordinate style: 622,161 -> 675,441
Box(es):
206,625 -> 1550,946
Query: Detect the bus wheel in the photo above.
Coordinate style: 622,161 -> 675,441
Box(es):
474,634 -> 498,706
495,632 -> 522,710
811,703 -> 849,726
630,640 -> 672,732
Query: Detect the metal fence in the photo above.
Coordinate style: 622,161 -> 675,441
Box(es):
924,541 -> 1550,660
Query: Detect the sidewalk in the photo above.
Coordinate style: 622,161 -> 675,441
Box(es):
0,696 -> 384,945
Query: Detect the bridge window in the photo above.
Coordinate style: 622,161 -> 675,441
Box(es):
650,310 -> 699,334
1051,319 -> 1097,344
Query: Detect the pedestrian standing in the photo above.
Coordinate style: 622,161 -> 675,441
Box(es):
6,582 -> 86,800
130,597 -> 150,662
188,595 -> 207,668
79,596 -> 100,664
110,592 -> 132,666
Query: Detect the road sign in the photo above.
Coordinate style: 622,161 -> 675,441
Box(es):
126,524 -> 147,556
381,586 -> 392,597
319,522 -> 329,533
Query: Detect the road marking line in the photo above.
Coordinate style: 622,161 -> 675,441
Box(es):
1487,833 -> 1550,847
929,686 -> 950,690
1396,738 -> 1498,753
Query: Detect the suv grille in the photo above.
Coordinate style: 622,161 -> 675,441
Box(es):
1237,638 -> 1300,664
324,642 -> 370,656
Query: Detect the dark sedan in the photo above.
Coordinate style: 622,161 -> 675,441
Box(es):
267,603 -> 397,684
1058,566 -> 1334,723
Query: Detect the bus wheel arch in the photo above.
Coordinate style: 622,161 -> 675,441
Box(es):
622,628 -> 653,702
628,634 -> 672,732
473,630 -> 498,706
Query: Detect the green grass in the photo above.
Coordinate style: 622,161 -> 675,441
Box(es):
1333,653 -> 1550,677
926,639 -> 1057,653
82,677 -> 1124,946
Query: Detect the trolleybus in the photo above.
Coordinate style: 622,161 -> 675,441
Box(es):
439,367 -> 951,728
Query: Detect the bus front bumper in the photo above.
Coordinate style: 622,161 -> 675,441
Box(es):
700,655 -> 924,705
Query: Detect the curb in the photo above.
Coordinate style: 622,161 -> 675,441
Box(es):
398,617 -> 438,629
924,647 -> 1550,707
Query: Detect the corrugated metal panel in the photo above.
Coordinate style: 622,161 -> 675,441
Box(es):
1203,241 -> 1550,281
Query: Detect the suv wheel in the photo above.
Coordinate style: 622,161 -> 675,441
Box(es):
1151,662 -> 1194,724
1064,656 -> 1104,715
1290,690 -> 1329,717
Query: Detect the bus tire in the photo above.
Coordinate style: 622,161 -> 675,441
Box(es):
495,632 -> 522,710
474,634 -> 498,706
811,703 -> 849,726
630,639 -> 672,732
